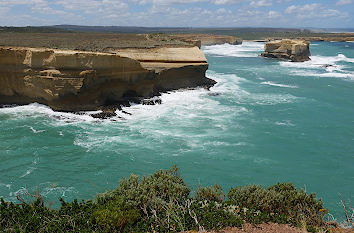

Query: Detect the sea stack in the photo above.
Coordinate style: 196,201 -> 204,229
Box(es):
261,39 -> 311,62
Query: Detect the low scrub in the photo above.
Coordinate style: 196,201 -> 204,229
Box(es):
228,183 -> 326,226
0,166 -> 330,232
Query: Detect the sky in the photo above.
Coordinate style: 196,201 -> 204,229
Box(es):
0,0 -> 353,28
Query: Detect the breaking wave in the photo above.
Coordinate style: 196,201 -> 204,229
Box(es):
280,54 -> 354,80
261,81 -> 298,88
202,42 -> 264,57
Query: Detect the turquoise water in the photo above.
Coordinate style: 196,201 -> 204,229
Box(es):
0,42 -> 353,220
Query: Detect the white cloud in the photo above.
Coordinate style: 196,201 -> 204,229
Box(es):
0,0 -> 352,28
336,0 -> 352,6
133,0 -> 206,5
285,3 -> 346,19
212,0 -> 245,4
250,0 -> 272,8
267,10 -> 281,19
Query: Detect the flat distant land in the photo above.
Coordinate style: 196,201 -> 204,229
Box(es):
1,26 -> 354,51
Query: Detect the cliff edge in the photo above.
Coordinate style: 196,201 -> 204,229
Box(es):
173,34 -> 243,47
0,46 -> 215,112
261,39 -> 311,62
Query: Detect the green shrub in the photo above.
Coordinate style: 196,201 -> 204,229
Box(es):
99,166 -> 190,211
93,198 -> 140,231
191,200 -> 243,230
97,166 -> 191,232
0,197 -> 99,232
0,168 -> 330,232
196,184 -> 225,202
227,182 -> 327,227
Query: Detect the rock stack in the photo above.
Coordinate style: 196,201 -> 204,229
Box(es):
261,39 -> 311,62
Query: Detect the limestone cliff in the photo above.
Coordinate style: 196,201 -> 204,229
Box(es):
261,39 -> 311,62
0,46 -> 215,111
172,34 -> 242,47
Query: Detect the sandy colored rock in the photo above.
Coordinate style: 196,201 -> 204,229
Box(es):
173,34 -> 242,47
261,39 -> 311,62
0,46 -> 215,111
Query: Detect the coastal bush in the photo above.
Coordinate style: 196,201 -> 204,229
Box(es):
97,166 -> 191,232
93,198 -> 140,231
0,167 -> 330,232
99,166 -> 190,206
196,184 -> 225,202
227,182 -> 327,227
0,198 -> 100,232
191,200 -> 243,230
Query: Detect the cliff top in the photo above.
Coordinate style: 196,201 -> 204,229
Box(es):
266,39 -> 310,45
0,32 -> 193,52
0,32 -> 244,51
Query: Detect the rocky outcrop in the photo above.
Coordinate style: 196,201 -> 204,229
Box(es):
0,46 -> 215,111
261,39 -> 311,62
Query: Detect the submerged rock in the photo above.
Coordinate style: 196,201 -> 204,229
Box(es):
142,97 -> 162,105
91,111 -> 117,119
261,39 -> 311,62
208,92 -> 221,97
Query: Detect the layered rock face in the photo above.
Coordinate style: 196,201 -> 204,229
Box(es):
0,46 -> 215,111
172,34 -> 242,47
261,39 -> 311,62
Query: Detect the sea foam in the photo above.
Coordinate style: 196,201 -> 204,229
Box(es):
280,54 -> 354,80
203,42 -> 264,57
261,81 -> 298,88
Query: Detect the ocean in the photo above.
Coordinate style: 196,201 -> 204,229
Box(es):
0,41 -> 353,220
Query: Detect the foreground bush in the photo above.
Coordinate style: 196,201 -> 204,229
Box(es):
228,182 -> 327,227
0,167 -> 329,232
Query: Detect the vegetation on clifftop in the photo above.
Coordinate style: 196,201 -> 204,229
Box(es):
0,166 -> 334,232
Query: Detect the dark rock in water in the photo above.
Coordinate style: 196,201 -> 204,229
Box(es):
121,110 -> 132,115
0,104 -> 18,108
232,39 -> 243,45
208,92 -> 221,97
142,97 -> 162,105
322,64 -> 334,68
91,111 -> 117,119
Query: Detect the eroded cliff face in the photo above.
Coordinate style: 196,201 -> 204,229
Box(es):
172,34 -> 243,47
261,39 -> 311,62
0,46 -> 215,111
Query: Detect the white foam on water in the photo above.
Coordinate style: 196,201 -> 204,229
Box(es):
0,103 -> 101,124
293,69 -> 354,80
19,156 -> 39,178
280,54 -> 354,80
261,81 -> 298,88
72,71 -> 254,150
0,183 -> 11,190
280,54 -> 352,69
28,126 -> 45,134
275,120 -> 296,127
120,71 -> 249,123
13,184 -> 78,201
202,42 -> 264,58
41,186 -> 78,198
317,72 -> 354,79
